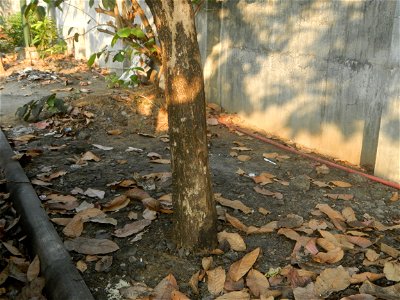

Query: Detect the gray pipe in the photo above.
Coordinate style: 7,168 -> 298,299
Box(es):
0,129 -> 94,300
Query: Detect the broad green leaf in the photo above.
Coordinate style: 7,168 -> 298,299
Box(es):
116,27 -> 132,38
102,0 -> 116,10
113,52 -> 125,62
89,0 -> 95,8
35,5 -> 46,20
87,53 -> 96,67
111,34 -> 119,47
129,28 -> 146,39
68,27 -> 74,35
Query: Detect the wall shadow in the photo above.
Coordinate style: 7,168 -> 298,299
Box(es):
197,0 -> 399,169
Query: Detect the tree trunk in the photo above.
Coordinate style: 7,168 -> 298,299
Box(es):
145,0 -> 217,250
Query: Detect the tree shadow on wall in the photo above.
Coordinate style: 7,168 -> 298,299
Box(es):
197,0 -> 399,168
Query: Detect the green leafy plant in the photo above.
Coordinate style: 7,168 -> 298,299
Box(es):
30,17 -> 59,57
16,94 -> 67,122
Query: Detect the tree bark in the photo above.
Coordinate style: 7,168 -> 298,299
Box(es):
145,0 -> 217,250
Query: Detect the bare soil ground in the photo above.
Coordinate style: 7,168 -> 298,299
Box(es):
0,56 -> 399,300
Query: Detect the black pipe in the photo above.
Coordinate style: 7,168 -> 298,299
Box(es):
0,129 -> 94,300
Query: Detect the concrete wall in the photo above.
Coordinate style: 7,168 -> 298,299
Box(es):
0,0 -> 20,18
197,0 -> 400,183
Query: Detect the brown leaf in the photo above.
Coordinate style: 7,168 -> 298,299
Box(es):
365,249 -> 380,262
46,194 -> 77,203
63,208 -> 104,238
384,261 -> 400,281
225,213 -> 248,233
342,207 -> 357,223
76,260 -> 87,273
308,219 -> 328,231
126,188 -> 151,201
202,256 -> 213,271
325,193 -> 354,201
119,282 -> 153,299
13,134 -> 37,142
31,179 -> 52,186
313,247 -> 344,264
207,267 -> 226,295
215,290 -> 250,300
171,290 -> 190,300
228,248 -> 260,282
381,243 -> 399,258
143,208 -> 158,220
215,194 -> 252,214
277,228 -> 301,242
312,180 -> 331,188
2,242 -> 23,256
80,151 -> 101,162
150,159 -> 171,164
343,235 -> 372,248
247,221 -> 277,234
95,256 -> 113,272
330,180 -> 352,188
316,203 -> 345,221
359,280 -> 400,300
51,218 -> 72,226
142,197 -> 161,211
147,152 -> 162,159
231,146 -> 252,151
153,274 -> 178,300
246,269 -> 270,297
236,168 -> 246,175
114,219 -> 151,238
314,266 -> 351,297
258,207 -> 271,215
102,195 -> 130,212
218,231 -> 246,252
107,129 -> 123,135
350,272 -> 385,284
390,191 -> 399,202
253,186 -> 283,199
277,214 -> 304,229
253,173 -> 275,185
188,271 -> 200,294
339,294 -> 376,300
237,155 -> 251,162
224,273 -> 244,292
293,282 -> 322,300
27,255 -> 40,282
64,237 -> 119,255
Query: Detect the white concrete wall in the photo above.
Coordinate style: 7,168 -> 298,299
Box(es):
197,0 -> 400,183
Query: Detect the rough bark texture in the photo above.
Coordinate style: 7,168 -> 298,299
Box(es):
145,0 -> 217,250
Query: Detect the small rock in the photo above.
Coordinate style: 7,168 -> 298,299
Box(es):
290,175 -> 311,191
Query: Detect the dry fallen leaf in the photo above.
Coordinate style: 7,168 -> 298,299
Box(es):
365,249 -> 380,262
246,269 -> 270,297
2,242 -> 23,256
120,282 -> 153,299
125,188 -> 151,200
359,280 -> 400,299
215,194 -> 252,214
189,271 -> 200,294
102,195 -> 130,212
107,129 -> 123,135
171,290 -> 190,300
390,191 -> 399,202
26,255 -> 40,282
350,272 -> 385,284
330,180 -> 352,188
325,194 -> 354,201
199,257 -> 212,273
215,290 -> 250,300
143,208 -> 158,220
236,168 -> 246,175
342,207 -> 357,223
114,219 -> 151,238
207,267 -> 226,295
80,151 -> 101,162
153,274 -> 178,300
150,159 -> 171,164
381,243 -> 399,258
253,173 -> 274,185
314,266 -> 351,297
228,248 -> 260,282
76,260 -> 87,273
293,282 -> 322,300
46,194 -> 77,204
63,208 -> 104,238
237,155 -> 251,162
64,237 -> 119,255
277,214 -> 304,229
258,207 -> 270,215
95,256 -> 113,272
384,261 -> 400,282
225,213 -> 248,233
253,186 -> 283,199
231,146 -> 252,151
217,231 -> 246,252
339,294 -> 376,300
316,203 -> 346,221
312,180 -> 331,188
83,188 -> 105,199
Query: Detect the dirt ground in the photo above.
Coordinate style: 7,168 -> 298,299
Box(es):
0,56 -> 399,300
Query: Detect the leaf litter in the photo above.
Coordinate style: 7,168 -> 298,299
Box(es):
3,57 -> 399,299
